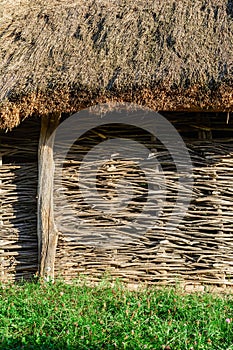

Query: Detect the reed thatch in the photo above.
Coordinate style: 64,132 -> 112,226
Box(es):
0,0 -> 233,129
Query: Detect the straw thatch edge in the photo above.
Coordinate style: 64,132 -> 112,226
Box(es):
1,84 -> 233,130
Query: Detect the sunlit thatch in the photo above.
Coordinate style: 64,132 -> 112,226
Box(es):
0,0 -> 232,128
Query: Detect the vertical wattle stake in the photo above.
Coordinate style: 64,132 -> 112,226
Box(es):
37,113 -> 60,281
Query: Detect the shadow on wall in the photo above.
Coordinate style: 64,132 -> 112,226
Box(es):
0,116 -> 40,281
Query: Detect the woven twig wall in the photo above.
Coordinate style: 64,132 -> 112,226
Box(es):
53,116 -> 233,285
0,117 -> 39,281
0,164 -> 38,281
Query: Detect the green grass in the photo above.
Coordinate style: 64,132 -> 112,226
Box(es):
0,278 -> 233,349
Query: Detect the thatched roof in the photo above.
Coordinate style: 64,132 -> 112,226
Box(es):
0,0 -> 233,129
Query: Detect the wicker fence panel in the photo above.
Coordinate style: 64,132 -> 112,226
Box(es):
0,113 -> 233,285
0,117 -> 39,281
0,164 -> 38,281
54,122 -> 233,285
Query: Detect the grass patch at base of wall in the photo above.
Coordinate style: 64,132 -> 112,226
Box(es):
0,278 -> 233,349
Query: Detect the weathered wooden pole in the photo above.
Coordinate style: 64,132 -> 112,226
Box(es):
37,113 -> 60,281
0,152 -> 2,226
0,152 -> 4,281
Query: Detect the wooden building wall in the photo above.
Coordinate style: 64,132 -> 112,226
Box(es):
1,112 -> 233,286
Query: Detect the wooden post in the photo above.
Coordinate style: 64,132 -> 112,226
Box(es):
0,153 -> 2,226
37,114 -> 60,281
0,152 -> 4,281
